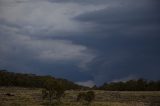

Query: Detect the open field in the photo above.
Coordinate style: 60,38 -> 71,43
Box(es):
0,87 -> 160,106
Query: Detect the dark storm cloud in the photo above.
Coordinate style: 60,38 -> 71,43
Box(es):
74,0 -> 160,35
48,0 -> 112,4
48,0 -> 158,5
90,35 -> 160,84
66,33 -> 160,85
76,7 -> 160,25
0,0 -> 160,86
72,0 -> 160,84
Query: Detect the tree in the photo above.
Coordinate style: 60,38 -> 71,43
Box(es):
42,79 -> 65,105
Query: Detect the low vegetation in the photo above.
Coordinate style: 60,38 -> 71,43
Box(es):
0,87 -> 160,106
77,91 -> 95,105
0,70 -> 160,106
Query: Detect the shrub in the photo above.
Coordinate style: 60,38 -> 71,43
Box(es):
77,91 -> 95,105
86,91 -> 95,102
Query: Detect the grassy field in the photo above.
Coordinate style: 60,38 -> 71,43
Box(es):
0,87 -> 160,106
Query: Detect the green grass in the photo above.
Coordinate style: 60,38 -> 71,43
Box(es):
0,87 -> 160,106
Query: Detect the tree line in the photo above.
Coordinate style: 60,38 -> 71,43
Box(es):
96,79 -> 160,91
1,69 -> 160,91
0,69 -> 84,90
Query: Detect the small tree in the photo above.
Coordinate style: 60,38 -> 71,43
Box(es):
42,79 -> 64,105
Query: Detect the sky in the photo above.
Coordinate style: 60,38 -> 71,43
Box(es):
0,0 -> 160,87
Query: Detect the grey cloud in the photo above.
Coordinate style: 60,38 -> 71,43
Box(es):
0,0 -> 104,38
0,0 -> 160,85
75,0 -> 160,29
47,0 -> 154,5
48,0 -> 112,4
71,0 -> 160,84
0,23 -> 96,70
71,34 -> 160,85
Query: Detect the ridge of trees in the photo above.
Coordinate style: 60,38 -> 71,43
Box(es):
96,79 -> 160,91
0,69 -> 85,90
1,69 -> 160,91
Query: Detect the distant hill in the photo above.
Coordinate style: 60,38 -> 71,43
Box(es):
0,69 -> 87,90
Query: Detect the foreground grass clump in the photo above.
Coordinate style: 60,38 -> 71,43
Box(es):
0,87 -> 160,106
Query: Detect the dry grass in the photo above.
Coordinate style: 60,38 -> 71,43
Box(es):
0,87 -> 43,106
0,87 -> 160,106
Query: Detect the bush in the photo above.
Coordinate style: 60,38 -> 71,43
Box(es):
86,91 -> 95,102
77,91 -> 95,105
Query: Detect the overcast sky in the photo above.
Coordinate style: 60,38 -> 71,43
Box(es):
0,0 -> 160,87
